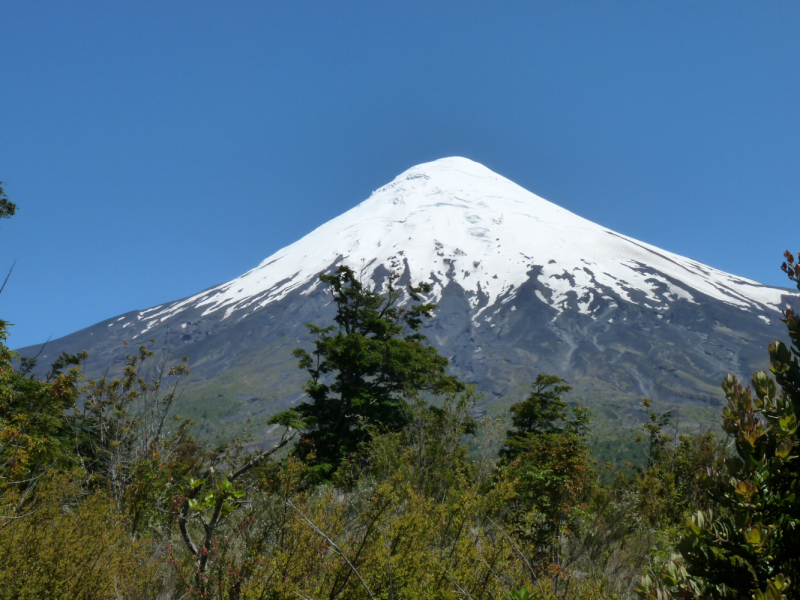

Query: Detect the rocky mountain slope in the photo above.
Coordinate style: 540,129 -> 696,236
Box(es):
19,157 -> 798,450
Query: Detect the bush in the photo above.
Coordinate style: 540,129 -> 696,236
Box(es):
637,252 -> 800,600
0,473 -> 162,600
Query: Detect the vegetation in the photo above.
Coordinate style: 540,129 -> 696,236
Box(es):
0,182 -> 15,220
636,253 -> 800,600
3,186 -> 800,599
274,265 -> 463,479
499,375 -> 594,568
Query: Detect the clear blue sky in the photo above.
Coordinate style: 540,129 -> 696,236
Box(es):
2,2 -> 799,349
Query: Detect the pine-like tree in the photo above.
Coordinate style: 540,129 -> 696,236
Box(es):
499,374 -> 592,571
277,266 -> 463,478
500,374 -> 573,461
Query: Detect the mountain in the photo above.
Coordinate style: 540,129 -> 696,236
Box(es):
19,157 -> 798,451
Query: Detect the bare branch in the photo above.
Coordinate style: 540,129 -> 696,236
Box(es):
380,527 -> 395,600
0,260 -> 15,297
286,499 -> 375,600
487,517 -> 547,599
230,429 -> 298,482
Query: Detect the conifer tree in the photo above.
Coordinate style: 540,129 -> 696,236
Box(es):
500,374 -> 592,571
276,266 -> 463,478
500,374 -> 573,461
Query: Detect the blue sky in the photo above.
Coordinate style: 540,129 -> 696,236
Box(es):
2,2 -> 799,348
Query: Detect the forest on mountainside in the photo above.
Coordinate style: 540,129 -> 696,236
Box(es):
2,185 -> 799,600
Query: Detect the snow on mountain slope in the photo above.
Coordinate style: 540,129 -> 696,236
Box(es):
125,157 -> 787,338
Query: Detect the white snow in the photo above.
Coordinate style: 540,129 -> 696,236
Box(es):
136,157 -> 792,326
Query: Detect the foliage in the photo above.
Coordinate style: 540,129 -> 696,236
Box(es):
0,473 -> 162,600
630,429 -> 726,530
636,397 -> 674,468
638,252 -> 800,600
237,466 -> 524,600
507,588 -> 534,600
500,375 -> 595,583
365,386 -> 480,499
629,399 -> 727,529
501,375 -> 573,461
74,343 -> 194,522
0,182 -> 15,221
501,428 -> 594,570
181,405 -> 618,600
0,322 -> 85,498
285,265 -> 463,479
174,424 -> 297,594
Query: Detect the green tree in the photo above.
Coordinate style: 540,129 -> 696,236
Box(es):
500,374 -> 593,581
500,374 -> 573,461
636,397 -> 675,468
366,386 -> 480,500
281,266 -> 463,479
632,427 -> 727,529
0,327 -> 85,496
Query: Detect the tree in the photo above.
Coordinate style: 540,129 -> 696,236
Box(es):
74,342 -> 195,527
500,374 -> 574,462
499,374 -> 593,583
279,266 -> 463,478
366,386 -> 480,501
0,327 -> 84,502
175,424 -> 298,594
632,407 -> 727,528
636,397 -> 675,469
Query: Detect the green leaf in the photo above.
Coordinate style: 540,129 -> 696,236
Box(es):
746,525 -> 764,546
775,439 -> 793,459
779,414 -> 797,435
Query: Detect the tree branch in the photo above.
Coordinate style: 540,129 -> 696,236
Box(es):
286,499 -> 375,600
487,517 -> 547,599
230,429 -> 298,482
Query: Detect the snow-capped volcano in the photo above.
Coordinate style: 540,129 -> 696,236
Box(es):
132,157 -> 783,338
21,157 -> 797,444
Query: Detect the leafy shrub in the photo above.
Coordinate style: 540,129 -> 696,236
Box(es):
637,252 -> 800,600
0,473 -> 162,600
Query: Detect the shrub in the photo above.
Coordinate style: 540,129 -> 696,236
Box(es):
0,473 -> 162,600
